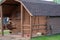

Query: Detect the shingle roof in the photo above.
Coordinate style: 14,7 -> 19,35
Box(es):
21,0 -> 57,4
21,0 -> 60,16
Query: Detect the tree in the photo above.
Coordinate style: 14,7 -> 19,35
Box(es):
54,0 -> 60,4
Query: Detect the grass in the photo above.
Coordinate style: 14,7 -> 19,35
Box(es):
4,30 -> 10,35
0,30 -> 10,35
31,34 -> 60,40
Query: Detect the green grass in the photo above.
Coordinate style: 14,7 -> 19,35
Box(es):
0,30 -> 10,35
4,30 -> 10,35
31,34 -> 60,40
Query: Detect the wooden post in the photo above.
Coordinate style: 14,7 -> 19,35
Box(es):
21,4 -> 23,37
45,16 -> 48,35
0,6 -> 4,36
38,16 -> 39,32
30,16 -> 32,38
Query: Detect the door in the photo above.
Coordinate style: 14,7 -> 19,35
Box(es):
48,17 -> 60,35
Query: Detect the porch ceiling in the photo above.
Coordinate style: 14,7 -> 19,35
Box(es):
2,0 -> 20,5
1,0 -> 20,17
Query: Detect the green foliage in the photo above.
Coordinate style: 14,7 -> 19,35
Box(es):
0,0 -> 2,2
54,0 -> 60,4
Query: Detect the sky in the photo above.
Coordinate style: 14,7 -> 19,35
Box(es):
0,0 -> 54,2
43,0 -> 53,1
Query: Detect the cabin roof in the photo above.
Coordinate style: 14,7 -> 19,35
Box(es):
20,0 -> 60,16
1,0 -> 60,16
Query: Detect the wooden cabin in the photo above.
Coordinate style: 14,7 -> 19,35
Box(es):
0,0 -> 60,37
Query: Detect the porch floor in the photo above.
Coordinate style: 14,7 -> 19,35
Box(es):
0,35 -> 30,40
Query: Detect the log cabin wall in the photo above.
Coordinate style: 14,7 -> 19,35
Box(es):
22,7 -> 31,37
31,16 -> 47,37
9,5 -> 21,34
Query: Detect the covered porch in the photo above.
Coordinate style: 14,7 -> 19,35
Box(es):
0,0 -> 22,36
0,0 -> 32,38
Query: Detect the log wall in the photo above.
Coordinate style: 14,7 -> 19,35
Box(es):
22,7 -> 31,37
9,5 -> 21,34
31,16 -> 47,36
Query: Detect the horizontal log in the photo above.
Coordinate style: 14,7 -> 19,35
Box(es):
32,28 -> 47,30
22,25 -> 30,26
32,24 -> 47,26
23,29 -> 30,30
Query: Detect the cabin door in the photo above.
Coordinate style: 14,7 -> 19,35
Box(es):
48,17 -> 60,35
